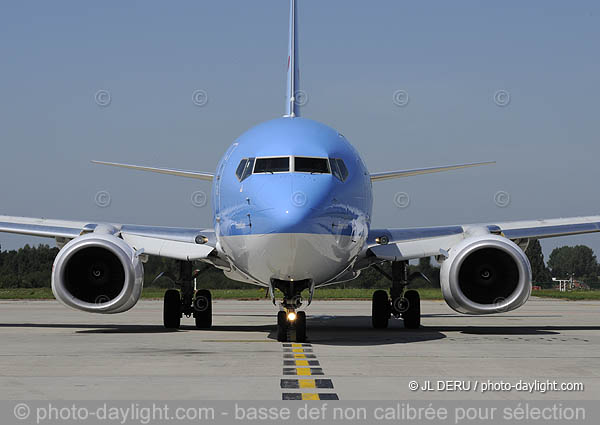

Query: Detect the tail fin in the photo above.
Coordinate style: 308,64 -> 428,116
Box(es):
284,0 -> 300,117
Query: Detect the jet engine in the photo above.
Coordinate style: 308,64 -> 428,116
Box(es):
440,234 -> 532,314
51,233 -> 144,313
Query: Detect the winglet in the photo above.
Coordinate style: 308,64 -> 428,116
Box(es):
284,0 -> 300,118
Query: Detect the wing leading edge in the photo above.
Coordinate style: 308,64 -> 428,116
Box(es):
91,161 -> 214,181
368,215 -> 600,262
0,215 -> 215,261
370,161 -> 495,182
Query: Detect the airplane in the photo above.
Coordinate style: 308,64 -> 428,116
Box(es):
2,0 -> 600,342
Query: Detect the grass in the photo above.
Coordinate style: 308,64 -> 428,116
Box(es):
0,287 -> 444,300
2,287 -> 600,301
0,288 -> 55,300
305,288 -> 443,300
531,289 -> 600,300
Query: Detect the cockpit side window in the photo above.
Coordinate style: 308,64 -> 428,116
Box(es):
236,158 -> 254,181
330,158 -> 349,181
336,158 -> 349,181
294,157 -> 330,174
253,157 -> 290,173
241,157 -> 254,181
235,159 -> 247,181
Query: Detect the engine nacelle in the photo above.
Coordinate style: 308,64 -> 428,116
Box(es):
52,233 -> 144,314
440,235 -> 532,314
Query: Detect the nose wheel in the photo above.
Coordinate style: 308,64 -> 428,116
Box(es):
272,280 -> 310,342
277,310 -> 306,342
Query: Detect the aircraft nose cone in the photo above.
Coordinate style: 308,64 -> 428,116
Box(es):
270,203 -> 312,234
220,173 -> 357,285
256,174 -> 333,234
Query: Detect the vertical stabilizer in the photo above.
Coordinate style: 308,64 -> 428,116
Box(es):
284,0 -> 300,117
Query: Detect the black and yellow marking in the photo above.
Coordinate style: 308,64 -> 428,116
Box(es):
283,367 -> 324,376
283,348 -> 313,353
281,379 -> 334,389
283,353 -> 317,359
282,393 -> 339,400
280,342 -> 338,399
283,360 -> 320,367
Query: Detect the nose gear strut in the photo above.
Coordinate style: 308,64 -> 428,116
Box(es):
272,279 -> 311,342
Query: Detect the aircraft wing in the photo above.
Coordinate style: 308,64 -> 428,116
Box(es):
370,161 -> 495,182
367,215 -> 600,261
91,161 -> 214,181
0,215 -> 215,261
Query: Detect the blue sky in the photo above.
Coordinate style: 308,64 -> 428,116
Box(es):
1,0 -> 599,260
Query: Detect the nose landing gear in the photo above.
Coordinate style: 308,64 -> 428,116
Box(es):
272,279 -> 310,342
277,309 -> 307,342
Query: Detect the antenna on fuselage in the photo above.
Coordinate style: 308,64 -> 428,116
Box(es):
284,0 -> 300,118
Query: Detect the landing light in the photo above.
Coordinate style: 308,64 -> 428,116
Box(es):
287,312 -> 297,322
375,235 -> 389,245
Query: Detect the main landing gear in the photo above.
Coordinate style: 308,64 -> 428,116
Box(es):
273,279 -> 310,342
163,261 -> 213,329
371,261 -> 421,329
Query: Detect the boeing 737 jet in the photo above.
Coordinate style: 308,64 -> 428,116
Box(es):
2,0 -> 600,342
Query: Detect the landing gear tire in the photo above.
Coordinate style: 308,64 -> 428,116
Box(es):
277,311 -> 288,342
163,289 -> 181,329
295,311 -> 307,343
193,289 -> 212,329
277,311 -> 307,342
372,289 -> 390,329
402,289 -> 421,329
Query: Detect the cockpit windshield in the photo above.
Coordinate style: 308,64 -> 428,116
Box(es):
236,156 -> 347,180
253,157 -> 290,173
294,157 -> 330,174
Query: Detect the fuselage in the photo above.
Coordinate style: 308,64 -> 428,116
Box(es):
212,117 -> 373,286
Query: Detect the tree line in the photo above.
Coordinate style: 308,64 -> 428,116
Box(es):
0,240 -> 598,289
